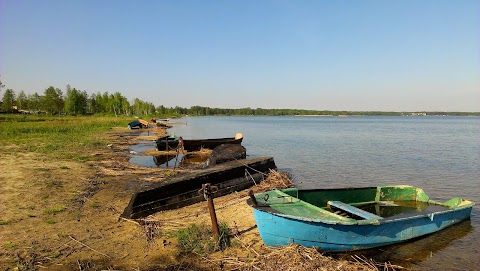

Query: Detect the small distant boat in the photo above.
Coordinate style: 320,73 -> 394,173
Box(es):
155,135 -> 179,151
127,119 -> 149,129
182,133 -> 244,152
249,185 -> 474,251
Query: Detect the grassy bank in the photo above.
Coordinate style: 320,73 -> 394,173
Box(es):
0,115 -> 131,160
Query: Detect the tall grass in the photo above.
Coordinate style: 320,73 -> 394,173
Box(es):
176,222 -> 231,255
0,115 -> 131,160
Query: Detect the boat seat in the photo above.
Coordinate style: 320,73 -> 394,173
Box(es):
328,201 -> 383,220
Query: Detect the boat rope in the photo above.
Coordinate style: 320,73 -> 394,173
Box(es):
233,157 -> 269,178
245,169 -> 257,185
198,184 -> 219,201
139,195 -> 250,223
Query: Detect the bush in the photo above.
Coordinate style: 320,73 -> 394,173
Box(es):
176,222 -> 230,255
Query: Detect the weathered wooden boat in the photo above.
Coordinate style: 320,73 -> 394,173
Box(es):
249,186 -> 474,251
121,156 -> 276,219
206,144 -> 247,166
182,133 -> 244,152
155,135 -> 179,151
127,119 -> 149,129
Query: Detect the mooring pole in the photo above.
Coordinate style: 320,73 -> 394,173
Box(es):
202,183 -> 220,239
248,190 -> 258,207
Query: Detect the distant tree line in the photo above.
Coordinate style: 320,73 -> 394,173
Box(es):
1,81 -> 479,117
0,85 -> 157,116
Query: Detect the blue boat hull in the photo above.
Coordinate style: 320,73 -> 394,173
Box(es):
253,206 -> 473,251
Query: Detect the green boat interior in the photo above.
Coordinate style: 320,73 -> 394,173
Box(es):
252,186 -> 473,223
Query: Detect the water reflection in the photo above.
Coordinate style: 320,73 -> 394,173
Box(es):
151,153 -> 209,169
128,136 -> 211,169
337,220 -> 474,268
152,153 -> 182,168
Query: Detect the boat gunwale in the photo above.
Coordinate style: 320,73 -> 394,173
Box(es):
251,187 -> 475,226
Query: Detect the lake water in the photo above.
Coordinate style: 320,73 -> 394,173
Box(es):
169,116 -> 480,270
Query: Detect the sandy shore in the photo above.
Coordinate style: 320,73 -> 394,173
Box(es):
0,124 -> 392,270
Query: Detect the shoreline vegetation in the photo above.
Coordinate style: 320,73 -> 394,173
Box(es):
0,115 -> 408,270
1,85 -> 479,117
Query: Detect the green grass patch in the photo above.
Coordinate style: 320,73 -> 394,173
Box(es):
44,205 -> 66,215
4,242 -> 15,249
176,222 -> 230,255
73,211 -> 82,221
0,115 -> 131,160
89,202 -> 99,208
0,219 -> 12,225
46,219 -> 56,224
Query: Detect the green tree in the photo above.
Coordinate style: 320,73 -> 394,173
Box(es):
65,87 -> 89,115
55,88 -> 64,114
1,89 -> 16,112
65,87 -> 79,115
122,98 -> 130,115
157,105 -> 166,115
28,93 -> 42,112
41,86 -> 63,115
110,92 -> 126,116
16,90 -> 28,110
87,93 -> 97,114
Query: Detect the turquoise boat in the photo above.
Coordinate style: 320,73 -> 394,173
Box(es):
249,186 -> 474,251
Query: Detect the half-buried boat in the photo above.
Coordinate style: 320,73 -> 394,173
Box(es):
122,156 -> 276,219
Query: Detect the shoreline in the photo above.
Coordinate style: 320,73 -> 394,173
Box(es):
0,116 -> 402,270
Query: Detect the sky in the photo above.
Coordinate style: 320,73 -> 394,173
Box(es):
1,0 -> 479,112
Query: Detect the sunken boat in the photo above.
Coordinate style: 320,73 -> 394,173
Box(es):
122,156 -> 276,219
249,186 -> 474,251
155,135 -> 179,151
182,133 -> 244,152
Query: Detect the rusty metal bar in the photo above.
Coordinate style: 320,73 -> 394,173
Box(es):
202,183 -> 220,239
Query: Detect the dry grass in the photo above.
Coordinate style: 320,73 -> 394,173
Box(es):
140,170 -> 405,271
205,244 -> 405,271
252,169 -> 294,193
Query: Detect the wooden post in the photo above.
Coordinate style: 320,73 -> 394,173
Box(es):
202,183 -> 220,239
248,190 -> 258,207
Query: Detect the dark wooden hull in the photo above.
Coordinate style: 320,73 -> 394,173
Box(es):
121,156 -> 276,219
155,136 -> 179,151
182,137 -> 243,152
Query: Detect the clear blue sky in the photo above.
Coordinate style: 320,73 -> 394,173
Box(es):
1,0 -> 479,111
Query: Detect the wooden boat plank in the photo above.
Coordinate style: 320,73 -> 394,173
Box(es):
328,200 -> 383,220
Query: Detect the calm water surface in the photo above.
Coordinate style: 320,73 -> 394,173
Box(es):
169,116 -> 479,270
